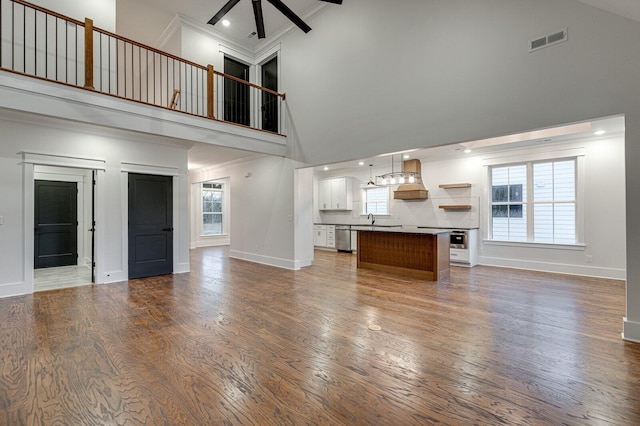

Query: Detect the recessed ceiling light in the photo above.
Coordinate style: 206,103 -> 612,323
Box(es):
403,154 -> 410,159
464,149 -> 472,154
594,130 -> 606,136
222,19 -> 230,27
323,166 -> 329,171
358,161 -> 364,166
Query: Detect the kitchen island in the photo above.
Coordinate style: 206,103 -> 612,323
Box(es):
352,226 -> 450,281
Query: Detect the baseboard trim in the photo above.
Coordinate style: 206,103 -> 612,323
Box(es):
623,317 -> 640,343
0,282 -> 27,299
174,262 -> 190,274
103,271 -> 127,284
191,239 -> 230,249
478,256 -> 625,280
229,250 -> 298,270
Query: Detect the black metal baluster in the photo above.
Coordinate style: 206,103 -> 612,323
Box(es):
45,12 -> 48,79
34,8 -> 37,76
22,3 -> 25,73
75,23 -> 78,85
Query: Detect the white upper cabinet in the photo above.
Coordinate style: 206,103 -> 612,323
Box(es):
318,179 -> 332,210
319,177 -> 353,211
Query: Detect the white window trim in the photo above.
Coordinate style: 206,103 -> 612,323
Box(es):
361,186 -> 390,216
202,184 -> 224,237
197,179 -> 230,239
486,153 -> 585,246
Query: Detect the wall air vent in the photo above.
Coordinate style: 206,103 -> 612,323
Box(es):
529,28 -> 568,52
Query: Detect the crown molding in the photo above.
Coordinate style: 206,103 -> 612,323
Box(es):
156,2 -> 333,59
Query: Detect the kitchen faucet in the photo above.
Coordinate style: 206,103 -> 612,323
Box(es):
367,213 -> 375,225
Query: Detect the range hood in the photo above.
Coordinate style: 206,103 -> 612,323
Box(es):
393,159 -> 429,200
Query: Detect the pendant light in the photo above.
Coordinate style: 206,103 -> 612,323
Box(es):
366,164 -> 377,186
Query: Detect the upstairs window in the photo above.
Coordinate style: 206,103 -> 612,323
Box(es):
490,158 -> 577,244
363,186 -> 389,215
202,182 -> 223,235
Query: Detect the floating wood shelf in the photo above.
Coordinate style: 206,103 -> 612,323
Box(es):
439,204 -> 472,210
439,183 -> 472,189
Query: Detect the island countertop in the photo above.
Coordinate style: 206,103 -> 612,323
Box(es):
351,225 -> 451,235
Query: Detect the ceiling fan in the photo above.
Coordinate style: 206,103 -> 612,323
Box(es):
208,0 -> 343,39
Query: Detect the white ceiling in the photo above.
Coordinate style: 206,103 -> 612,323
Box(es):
575,0 -> 640,24
118,0 -> 329,49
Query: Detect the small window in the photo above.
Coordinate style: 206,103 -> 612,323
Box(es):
363,186 -> 389,215
202,182 -> 223,235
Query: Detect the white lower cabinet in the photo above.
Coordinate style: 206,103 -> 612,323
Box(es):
314,225 -> 327,247
450,229 -> 478,267
450,248 -> 469,262
326,225 -> 336,248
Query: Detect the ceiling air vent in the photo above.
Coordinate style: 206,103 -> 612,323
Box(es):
529,28 -> 568,52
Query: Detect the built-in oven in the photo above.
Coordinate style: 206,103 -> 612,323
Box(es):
450,230 -> 468,249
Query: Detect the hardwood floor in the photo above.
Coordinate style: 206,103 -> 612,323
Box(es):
1,247 -> 639,425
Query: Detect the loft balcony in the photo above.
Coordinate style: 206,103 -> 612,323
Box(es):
0,0 -> 286,156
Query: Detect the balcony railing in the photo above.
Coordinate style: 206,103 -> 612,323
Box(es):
0,0 -> 286,135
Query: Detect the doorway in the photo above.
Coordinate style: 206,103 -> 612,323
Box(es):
261,56 -> 278,132
223,56 -> 250,126
128,173 -> 173,279
32,166 -> 95,291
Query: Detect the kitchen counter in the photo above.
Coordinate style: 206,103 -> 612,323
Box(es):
355,227 -> 450,281
351,225 -> 450,234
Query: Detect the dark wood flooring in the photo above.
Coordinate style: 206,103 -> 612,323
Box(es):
1,247 -> 639,425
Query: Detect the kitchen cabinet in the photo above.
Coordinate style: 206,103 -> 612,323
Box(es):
318,180 -> 332,210
326,225 -> 336,248
314,224 -> 336,248
314,225 -> 327,247
318,177 -> 353,210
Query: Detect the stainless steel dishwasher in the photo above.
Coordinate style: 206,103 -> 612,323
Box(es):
335,225 -> 352,252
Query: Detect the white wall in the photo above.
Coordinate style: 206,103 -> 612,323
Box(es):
0,112 -> 190,297
30,0 -> 116,31
189,155 -> 310,270
315,135 -> 626,279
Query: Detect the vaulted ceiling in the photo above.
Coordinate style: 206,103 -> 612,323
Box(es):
116,0 -> 640,51
113,0 -> 639,170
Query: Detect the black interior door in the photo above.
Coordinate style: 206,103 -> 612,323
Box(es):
224,56 -> 250,126
261,56 -> 278,132
128,173 -> 173,279
34,180 -> 78,269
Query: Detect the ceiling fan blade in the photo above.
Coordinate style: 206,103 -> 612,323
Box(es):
207,0 -> 242,26
266,0 -> 312,33
252,0 -> 266,39
320,0 -> 343,4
